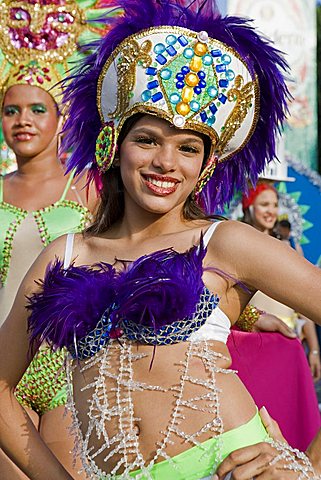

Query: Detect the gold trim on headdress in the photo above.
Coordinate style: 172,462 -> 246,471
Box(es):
96,26 -> 259,190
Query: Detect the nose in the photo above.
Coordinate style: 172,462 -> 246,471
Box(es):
14,109 -> 32,127
151,144 -> 176,172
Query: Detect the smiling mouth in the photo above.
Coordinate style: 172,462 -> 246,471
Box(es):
142,174 -> 179,195
14,133 -> 35,141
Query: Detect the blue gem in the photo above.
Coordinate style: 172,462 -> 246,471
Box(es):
211,49 -> 222,57
178,35 -> 188,46
156,54 -> 167,65
141,90 -> 152,101
160,68 -> 172,80
199,79 -> 206,88
198,71 -> 206,79
145,67 -> 157,76
181,66 -> 190,74
208,86 -> 218,98
218,93 -> 227,104
170,93 -> 180,104
176,81 -> 184,89
166,45 -> 177,56
183,47 -> 194,59
194,86 -> 202,95
226,69 -> 235,81
151,92 -> 163,102
147,80 -> 159,90
176,72 -> 185,81
219,79 -> 229,88
190,100 -> 200,112
166,34 -> 177,45
154,43 -> 165,54
216,64 -> 226,73
207,115 -> 216,126
209,103 -> 218,114
222,54 -> 232,65
202,54 -> 213,66
200,111 -> 208,122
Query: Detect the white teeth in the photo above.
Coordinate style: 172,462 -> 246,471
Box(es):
146,177 -> 176,188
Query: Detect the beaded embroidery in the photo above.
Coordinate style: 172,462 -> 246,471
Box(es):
70,286 -> 220,360
66,339 -> 230,479
0,199 -> 90,285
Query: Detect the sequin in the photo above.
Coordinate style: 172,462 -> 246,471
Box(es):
151,92 -> 163,102
147,80 -> 159,89
166,45 -> 177,56
141,89 -> 152,101
177,35 -> 188,46
156,53 -> 167,65
190,100 -> 200,112
202,54 -> 213,66
170,93 -> 181,104
208,86 -> 218,98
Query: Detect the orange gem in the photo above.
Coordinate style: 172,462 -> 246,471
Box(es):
194,42 -> 208,57
185,72 -> 199,87
189,56 -> 202,72
181,86 -> 194,103
176,102 -> 191,116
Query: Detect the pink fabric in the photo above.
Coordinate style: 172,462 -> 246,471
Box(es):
227,330 -> 321,451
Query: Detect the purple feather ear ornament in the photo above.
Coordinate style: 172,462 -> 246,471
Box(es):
61,0 -> 290,210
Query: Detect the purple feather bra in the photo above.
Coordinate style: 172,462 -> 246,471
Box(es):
27,239 -> 219,360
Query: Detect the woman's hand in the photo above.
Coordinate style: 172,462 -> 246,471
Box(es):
308,350 -> 321,382
253,313 -> 297,339
213,407 -> 319,479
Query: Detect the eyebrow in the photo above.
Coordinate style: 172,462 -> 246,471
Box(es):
130,127 -> 204,145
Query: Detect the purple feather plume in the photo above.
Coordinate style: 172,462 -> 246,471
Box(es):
61,0 -> 289,208
27,259 -> 117,350
27,241 -> 206,350
116,242 -> 206,329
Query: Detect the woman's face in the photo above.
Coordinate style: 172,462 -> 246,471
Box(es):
2,84 -> 59,161
252,189 -> 278,232
119,115 -> 205,216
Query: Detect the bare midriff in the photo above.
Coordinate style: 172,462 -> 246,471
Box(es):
72,339 -> 256,474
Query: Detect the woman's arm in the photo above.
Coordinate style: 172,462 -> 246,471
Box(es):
0,238 -> 73,480
211,221 -> 321,326
301,318 -> 321,381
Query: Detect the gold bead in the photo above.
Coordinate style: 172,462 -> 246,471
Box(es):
185,72 -> 199,87
181,86 -> 194,103
176,102 -> 191,116
189,56 -> 202,72
194,42 -> 208,57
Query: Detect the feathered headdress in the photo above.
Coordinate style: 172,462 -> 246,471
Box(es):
62,0 -> 290,210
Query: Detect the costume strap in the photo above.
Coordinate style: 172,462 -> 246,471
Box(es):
0,176 -> 3,203
203,221 -> 222,248
59,171 -> 75,202
63,233 -> 75,270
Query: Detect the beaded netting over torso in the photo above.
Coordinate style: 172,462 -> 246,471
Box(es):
0,173 -> 91,325
52,224 -> 230,479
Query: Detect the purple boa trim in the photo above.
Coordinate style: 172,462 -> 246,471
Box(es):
27,241 -> 206,350
61,0 -> 289,209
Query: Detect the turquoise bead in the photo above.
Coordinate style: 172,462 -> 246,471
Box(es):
202,55 -> 213,66
190,101 -> 200,112
160,68 -> 172,80
207,86 -> 218,98
207,115 -> 216,126
183,48 -> 194,59
226,69 -> 235,81
222,54 -> 232,65
170,93 -> 180,104
166,35 -> 177,45
154,43 -> 166,54
141,90 -> 152,101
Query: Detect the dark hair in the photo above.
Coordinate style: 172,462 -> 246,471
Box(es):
278,219 -> 291,229
86,114 -> 216,236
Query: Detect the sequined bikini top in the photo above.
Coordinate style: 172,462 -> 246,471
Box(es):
28,222 -> 231,360
0,174 -> 91,285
